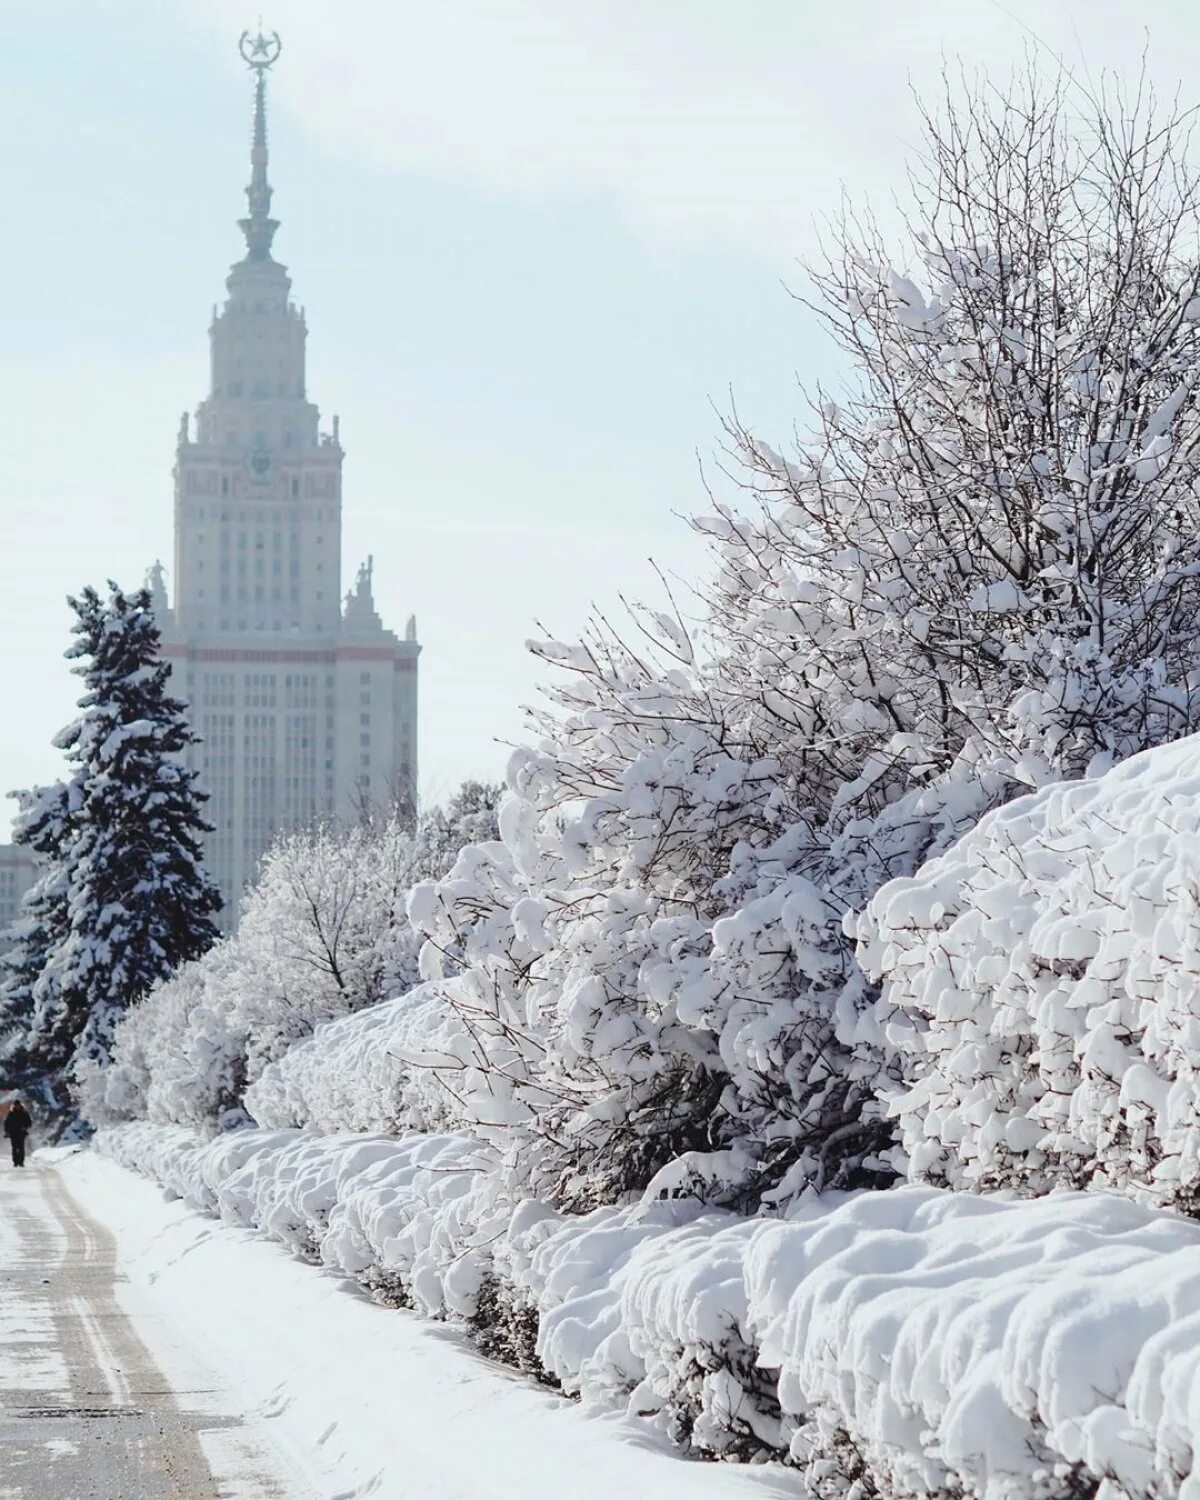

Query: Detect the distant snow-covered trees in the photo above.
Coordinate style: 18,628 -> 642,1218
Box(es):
88,782 -> 503,1129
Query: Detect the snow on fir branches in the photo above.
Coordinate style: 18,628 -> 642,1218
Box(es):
0,781 -> 75,1109
2,582 -> 221,1109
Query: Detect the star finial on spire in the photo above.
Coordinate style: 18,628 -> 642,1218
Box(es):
237,27 -> 283,261
239,25 -> 281,73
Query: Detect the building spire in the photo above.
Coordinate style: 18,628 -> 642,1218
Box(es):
237,28 -> 282,261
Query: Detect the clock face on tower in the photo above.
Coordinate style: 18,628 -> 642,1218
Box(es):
246,447 -> 273,483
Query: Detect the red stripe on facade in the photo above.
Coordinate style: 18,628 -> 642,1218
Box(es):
336,645 -> 414,662
160,643 -> 415,666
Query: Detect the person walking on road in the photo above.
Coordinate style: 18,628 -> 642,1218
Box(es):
4,1098 -> 32,1167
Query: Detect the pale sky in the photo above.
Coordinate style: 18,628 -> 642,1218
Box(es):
0,0 -> 1191,824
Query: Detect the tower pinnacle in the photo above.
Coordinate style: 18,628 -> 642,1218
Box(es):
237,28 -> 282,261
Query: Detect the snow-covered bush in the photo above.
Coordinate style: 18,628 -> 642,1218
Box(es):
322,1132 -> 503,1316
244,984 -> 466,1135
859,731 -> 1200,1213
88,948 -> 251,1131
511,1197 -> 783,1459
388,75 -> 1200,1213
99,1119 -> 1200,1499
745,1184 -> 1200,1499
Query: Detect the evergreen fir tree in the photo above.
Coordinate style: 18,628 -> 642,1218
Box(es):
44,582 -> 222,1082
0,781 -> 75,1107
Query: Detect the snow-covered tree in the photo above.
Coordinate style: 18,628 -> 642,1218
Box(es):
0,781 -> 76,1109
719,70 -> 1200,818
231,815 -> 422,1080
403,73 -> 1200,1211
410,780 -> 504,883
46,583 -> 221,1086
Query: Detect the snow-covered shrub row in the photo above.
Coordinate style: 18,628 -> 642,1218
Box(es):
97,1120 -> 1200,1498
859,734 -> 1200,1211
96,1121 -> 498,1311
244,984 -> 467,1137
86,784 -> 501,1130
745,1186 -> 1200,1499
364,81 -> 1200,1213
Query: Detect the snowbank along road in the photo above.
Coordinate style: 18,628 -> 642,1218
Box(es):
0,1155 -> 301,1499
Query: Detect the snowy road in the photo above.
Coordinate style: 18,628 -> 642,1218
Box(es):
0,1156 -> 303,1499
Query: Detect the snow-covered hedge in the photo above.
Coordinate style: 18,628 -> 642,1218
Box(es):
859,735 -> 1200,1212
244,984 -> 467,1138
96,1121 -> 1200,1499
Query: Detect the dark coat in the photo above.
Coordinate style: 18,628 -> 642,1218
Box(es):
4,1104 -> 31,1139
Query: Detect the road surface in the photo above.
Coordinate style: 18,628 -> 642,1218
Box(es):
0,1154 -> 297,1499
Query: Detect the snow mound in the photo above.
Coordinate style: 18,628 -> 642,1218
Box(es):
96,1123 -> 1200,1498
859,733 -> 1200,1209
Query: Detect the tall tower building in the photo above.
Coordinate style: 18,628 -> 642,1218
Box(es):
158,32 -> 419,920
